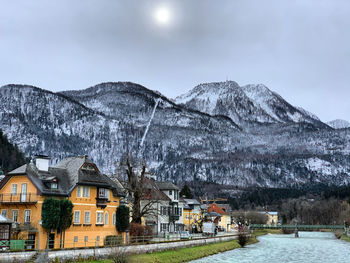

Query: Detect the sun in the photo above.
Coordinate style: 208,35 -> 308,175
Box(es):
154,7 -> 170,25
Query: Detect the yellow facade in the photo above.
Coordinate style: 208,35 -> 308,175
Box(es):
183,208 -> 202,232
0,175 -> 121,250
266,213 -> 278,225
217,214 -> 231,231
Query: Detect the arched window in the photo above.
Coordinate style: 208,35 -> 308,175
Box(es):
105,212 -> 109,225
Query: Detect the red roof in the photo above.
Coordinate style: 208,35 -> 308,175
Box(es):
207,203 -> 227,215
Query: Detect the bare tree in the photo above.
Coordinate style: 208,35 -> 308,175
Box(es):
117,155 -> 161,224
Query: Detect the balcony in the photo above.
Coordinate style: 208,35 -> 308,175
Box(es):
0,193 -> 38,204
96,196 -> 109,208
169,213 -> 180,221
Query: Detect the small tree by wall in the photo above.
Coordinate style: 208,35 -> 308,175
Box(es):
116,205 -> 130,232
41,198 -> 61,248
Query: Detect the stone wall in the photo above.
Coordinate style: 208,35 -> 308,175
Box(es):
0,234 -> 238,262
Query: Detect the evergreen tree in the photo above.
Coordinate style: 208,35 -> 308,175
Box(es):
58,199 -> 73,248
41,198 -> 61,248
180,184 -> 193,199
116,205 -> 130,232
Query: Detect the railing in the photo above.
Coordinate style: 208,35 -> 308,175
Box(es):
0,231 -> 239,252
250,224 -> 345,230
96,196 -> 109,208
0,193 -> 38,204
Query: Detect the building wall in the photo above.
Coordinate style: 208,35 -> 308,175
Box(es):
0,175 -> 121,250
183,208 -> 202,232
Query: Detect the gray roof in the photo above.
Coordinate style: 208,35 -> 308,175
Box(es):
0,214 -> 13,223
2,156 -> 125,197
183,198 -> 201,205
156,181 -> 179,190
7,164 -> 27,175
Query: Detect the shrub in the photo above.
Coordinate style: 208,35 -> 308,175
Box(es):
105,235 -> 123,246
238,233 -> 248,247
129,223 -> 153,243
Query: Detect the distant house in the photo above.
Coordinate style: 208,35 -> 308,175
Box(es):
0,155 -> 125,250
265,211 -> 278,225
182,198 -> 202,232
141,179 -> 184,234
207,203 -> 231,231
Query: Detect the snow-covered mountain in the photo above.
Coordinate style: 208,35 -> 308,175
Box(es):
1,81 -> 350,189
327,119 -> 350,129
175,81 -> 326,129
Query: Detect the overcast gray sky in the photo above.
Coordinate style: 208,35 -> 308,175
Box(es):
1,0 -> 349,122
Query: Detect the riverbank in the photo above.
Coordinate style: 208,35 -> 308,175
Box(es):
340,235 -> 350,242
80,230 -> 280,263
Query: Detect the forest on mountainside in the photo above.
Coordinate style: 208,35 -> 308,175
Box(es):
0,129 -> 26,174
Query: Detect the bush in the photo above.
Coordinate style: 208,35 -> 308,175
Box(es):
129,223 -> 153,243
105,235 -> 123,246
238,233 -> 248,247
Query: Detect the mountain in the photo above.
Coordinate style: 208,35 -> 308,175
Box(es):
175,81 -> 326,129
327,119 -> 350,129
1,81 -> 350,191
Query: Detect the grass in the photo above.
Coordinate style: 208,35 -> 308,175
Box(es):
340,234 -> 350,242
80,230 -> 282,263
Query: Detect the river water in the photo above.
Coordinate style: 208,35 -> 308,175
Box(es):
191,232 -> 350,263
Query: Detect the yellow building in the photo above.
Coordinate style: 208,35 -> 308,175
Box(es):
182,199 -> 202,232
265,211 -> 278,225
0,155 -> 125,250
207,203 -> 231,232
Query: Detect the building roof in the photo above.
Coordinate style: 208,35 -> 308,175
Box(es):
207,203 -> 227,215
142,178 -> 171,201
156,181 -> 179,190
1,156 -> 125,197
0,214 -> 13,223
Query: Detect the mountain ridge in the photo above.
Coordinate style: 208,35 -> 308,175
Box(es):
1,81 -> 349,190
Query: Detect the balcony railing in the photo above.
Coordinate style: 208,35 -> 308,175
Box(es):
96,196 -> 109,208
0,193 -> 38,204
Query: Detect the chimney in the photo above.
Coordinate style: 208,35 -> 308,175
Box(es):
34,155 -> 50,172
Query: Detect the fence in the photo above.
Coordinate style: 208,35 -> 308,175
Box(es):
0,231 -> 238,252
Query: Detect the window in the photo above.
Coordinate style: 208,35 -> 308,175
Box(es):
77,186 -> 90,197
83,186 -> 90,197
12,210 -> 18,222
96,211 -> 103,224
104,213 -> 109,225
161,223 -> 169,232
74,211 -> 80,224
24,210 -> 31,223
1,210 -> 7,218
169,190 -> 172,195
185,215 -> 188,220
84,236 -> 88,242
51,183 -> 58,189
179,208 -> 182,216
96,236 -> 100,241
113,213 -> 116,225
190,215 -> 193,220
11,184 -> 17,195
84,211 -> 91,224
99,188 -> 105,198
174,191 -> 178,200
74,236 -> 78,242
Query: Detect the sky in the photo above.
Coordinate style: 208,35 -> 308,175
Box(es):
0,0 -> 349,122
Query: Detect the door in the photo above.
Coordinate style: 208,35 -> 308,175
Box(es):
26,234 -> 36,249
21,183 -> 27,202
48,233 -> 55,249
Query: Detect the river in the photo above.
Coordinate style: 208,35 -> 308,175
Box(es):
191,232 -> 350,263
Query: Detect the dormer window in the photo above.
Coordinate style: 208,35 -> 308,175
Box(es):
98,188 -> 109,200
51,183 -> 58,189
82,163 -> 97,171
169,190 -> 172,195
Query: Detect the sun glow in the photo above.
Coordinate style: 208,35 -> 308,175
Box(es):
154,7 -> 170,25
